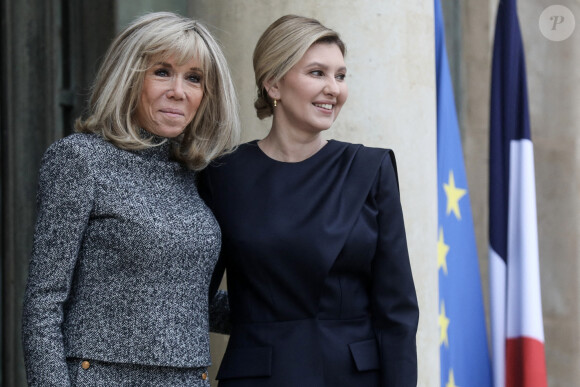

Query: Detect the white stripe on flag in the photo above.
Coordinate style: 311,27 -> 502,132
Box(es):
489,245 -> 506,387
507,139 -> 545,341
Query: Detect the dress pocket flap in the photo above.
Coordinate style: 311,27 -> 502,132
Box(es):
216,346 -> 272,380
349,339 -> 380,371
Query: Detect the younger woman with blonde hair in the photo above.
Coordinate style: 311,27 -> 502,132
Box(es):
201,14 -> 418,387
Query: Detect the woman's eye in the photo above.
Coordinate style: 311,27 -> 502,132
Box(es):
154,69 -> 170,77
336,73 -> 346,81
310,70 -> 324,77
187,74 -> 202,83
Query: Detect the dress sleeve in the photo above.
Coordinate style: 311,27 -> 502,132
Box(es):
209,287 -> 231,334
371,150 -> 419,387
21,138 -> 95,386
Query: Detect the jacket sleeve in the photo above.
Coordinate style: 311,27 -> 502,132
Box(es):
371,150 -> 419,387
198,168 -> 231,335
21,138 -> 94,386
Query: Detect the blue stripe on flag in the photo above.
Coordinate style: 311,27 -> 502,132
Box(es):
489,0 -> 531,261
435,1 -> 493,386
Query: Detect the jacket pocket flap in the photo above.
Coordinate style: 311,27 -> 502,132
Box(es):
216,346 -> 272,380
349,339 -> 380,371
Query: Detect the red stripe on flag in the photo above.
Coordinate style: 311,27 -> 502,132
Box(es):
506,336 -> 547,387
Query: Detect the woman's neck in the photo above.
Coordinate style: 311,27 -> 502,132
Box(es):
258,128 -> 328,163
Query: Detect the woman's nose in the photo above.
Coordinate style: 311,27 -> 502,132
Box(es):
324,78 -> 340,96
167,78 -> 185,99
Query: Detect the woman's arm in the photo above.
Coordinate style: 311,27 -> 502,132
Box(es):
209,288 -> 231,335
208,253 -> 231,334
22,138 -> 95,386
371,151 -> 419,387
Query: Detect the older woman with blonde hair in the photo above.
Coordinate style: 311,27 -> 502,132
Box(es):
22,12 -> 238,386
201,14 -> 418,386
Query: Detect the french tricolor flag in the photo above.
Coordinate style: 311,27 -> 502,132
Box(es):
489,1 -> 548,386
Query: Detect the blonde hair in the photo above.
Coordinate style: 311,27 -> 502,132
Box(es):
75,12 -> 240,170
253,15 -> 346,119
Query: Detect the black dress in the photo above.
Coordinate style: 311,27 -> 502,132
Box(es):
200,140 -> 418,387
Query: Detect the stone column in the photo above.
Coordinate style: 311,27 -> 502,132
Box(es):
519,2 -> 580,386
189,1 -> 438,385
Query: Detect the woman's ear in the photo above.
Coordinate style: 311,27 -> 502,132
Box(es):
263,78 -> 280,101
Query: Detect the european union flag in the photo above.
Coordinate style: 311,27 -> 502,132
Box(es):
435,1 -> 493,386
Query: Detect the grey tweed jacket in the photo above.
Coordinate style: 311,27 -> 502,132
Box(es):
22,133 -> 228,386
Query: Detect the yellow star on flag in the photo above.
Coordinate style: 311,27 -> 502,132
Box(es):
439,301 -> 450,347
444,170 -> 467,220
438,228 -> 449,275
446,369 -> 460,387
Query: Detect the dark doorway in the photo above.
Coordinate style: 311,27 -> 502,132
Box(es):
0,1 -> 115,384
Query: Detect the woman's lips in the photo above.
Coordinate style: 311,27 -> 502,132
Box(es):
160,108 -> 184,118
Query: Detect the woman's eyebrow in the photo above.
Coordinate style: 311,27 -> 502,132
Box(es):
153,62 -> 203,72
304,62 -> 347,72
